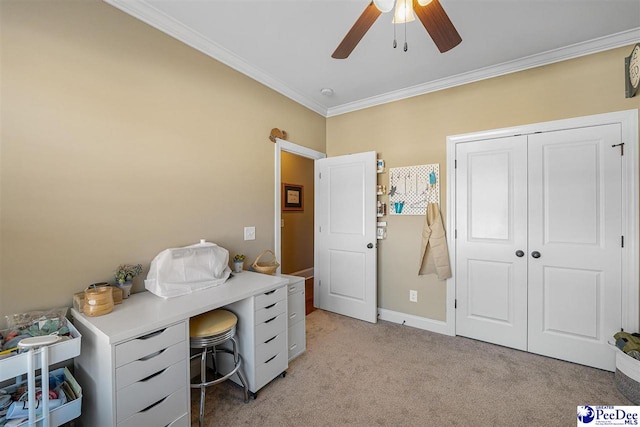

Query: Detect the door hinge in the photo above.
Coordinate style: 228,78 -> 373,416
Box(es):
319,226 -> 322,233
319,172 -> 322,179
622,235 -> 625,248
454,299 -> 457,309
318,280 -> 321,287
454,229 -> 457,239
612,143 -> 625,156
454,160 -> 457,169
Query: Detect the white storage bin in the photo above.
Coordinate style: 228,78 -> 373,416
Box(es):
614,345 -> 640,404
1,367 -> 82,427
0,322 -> 81,383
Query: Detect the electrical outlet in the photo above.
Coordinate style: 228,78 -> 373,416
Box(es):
244,226 -> 256,241
409,290 -> 418,302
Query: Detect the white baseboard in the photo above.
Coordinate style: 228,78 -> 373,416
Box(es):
377,308 -> 453,336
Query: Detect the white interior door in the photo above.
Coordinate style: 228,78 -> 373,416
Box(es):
455,136 -> 529,350
315,151 -> 377,323
527,124 -> 622,371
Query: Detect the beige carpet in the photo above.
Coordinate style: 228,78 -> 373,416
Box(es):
191,309 -> 631,426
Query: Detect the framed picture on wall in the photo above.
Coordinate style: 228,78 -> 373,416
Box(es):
282,183 -> 304,211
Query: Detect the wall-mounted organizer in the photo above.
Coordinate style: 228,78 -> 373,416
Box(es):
377,221 -> 387,240
376,158 -> 387,220
389,164 -> 440,216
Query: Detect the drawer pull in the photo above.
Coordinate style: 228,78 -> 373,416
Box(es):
289,344 -> 297,351
264,289 -> 277,296
264,316 -> 277,324
265,303 -> 277,309
264,336 -> 277,344
265,355 -> 277,364
140,368 -> 166,382
139,348 -> 165,361
288,286 -> 297,293
137,328 -> 166,340
140,395 -> 169,413
289,313 -> 297,320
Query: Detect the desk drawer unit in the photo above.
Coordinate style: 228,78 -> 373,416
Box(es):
287,277 -> 306,361
255,300 -> 286,325
224,284 -> 288,394
118,387 -> 189,427
255,286 -> 287,308
115,323 -> 185,367
115,321 -> 188,426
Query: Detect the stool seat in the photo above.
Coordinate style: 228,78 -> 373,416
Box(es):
190,309 -> 237,337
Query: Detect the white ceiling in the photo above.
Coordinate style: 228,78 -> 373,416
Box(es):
105,0 -> 640,117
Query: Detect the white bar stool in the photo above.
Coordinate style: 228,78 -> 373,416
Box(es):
189,309 -> 249,427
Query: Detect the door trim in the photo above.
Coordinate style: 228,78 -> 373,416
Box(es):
446,109 -> 639,337
274,138 -> 326,274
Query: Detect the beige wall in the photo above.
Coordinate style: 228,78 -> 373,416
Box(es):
1,0 -> 638,326
0,0 -> 326,321
327,46 -> 640,321
280,152 -> 314,274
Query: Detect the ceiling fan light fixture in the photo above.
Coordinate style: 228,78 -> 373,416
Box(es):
392,0 -> 415,24
372,0 -> 394,13
417,0 -> 433,6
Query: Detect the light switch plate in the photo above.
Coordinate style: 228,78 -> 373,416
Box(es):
244,226 -> 256,241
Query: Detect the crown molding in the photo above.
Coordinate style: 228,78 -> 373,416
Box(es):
104,0 -> 329,117
326,28 -> 640,117
104,0 -> 637,119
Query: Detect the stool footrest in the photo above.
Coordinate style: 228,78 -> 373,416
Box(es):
190,349 -> 243,388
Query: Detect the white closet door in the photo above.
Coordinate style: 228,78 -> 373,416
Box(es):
527,124 -> 622,371
455,136 -> 528,350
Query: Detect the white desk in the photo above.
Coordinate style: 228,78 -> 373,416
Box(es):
71,271 -> 289,427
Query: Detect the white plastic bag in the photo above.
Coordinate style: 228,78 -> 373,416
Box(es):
145,241 -> 231,298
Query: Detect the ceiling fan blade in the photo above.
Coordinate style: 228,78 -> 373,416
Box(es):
332,2 -> 382,59
413,0 -> 462,53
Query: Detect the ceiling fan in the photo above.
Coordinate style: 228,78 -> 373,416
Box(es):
332,0 -> 462,59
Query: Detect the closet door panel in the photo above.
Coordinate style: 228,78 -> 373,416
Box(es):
527,124 -> 622,371
455,136 -> 528,350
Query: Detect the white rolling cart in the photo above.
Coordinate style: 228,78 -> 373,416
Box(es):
0,323 -> 82,427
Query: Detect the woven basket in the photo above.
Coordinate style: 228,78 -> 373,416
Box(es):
252,249 -> 280,275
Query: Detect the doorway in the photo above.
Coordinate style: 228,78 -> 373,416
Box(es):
281,151 -> 315,313
274,139 -> 325,315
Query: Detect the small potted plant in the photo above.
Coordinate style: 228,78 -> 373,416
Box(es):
114,263 -> 143,298
233,254 -> 246,273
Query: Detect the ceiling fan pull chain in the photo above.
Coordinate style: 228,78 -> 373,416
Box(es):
393,22 -> 397,48
403,18 -> 408,52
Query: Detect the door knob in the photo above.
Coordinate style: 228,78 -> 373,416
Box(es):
367,243 -> 374,249
515,250 -> 524,257
531,251 -> 541,259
